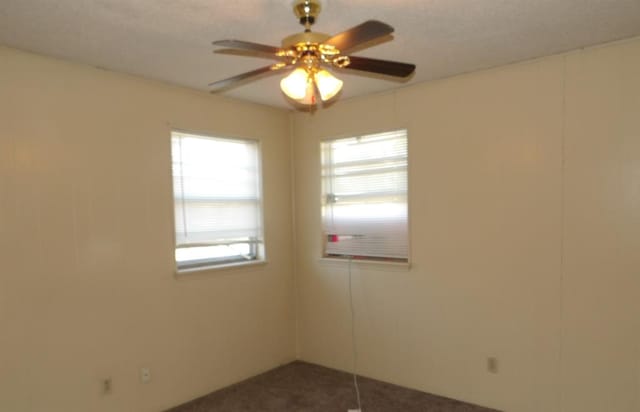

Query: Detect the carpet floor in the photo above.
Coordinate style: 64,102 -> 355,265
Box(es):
166,361 -> 500,412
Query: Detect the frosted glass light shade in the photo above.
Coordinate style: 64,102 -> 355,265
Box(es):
280,68 -> 309,100
315,69 -> 343,101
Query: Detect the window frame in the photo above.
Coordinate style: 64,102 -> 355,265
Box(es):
170,129 -> 266,273
319,129 -> 410,265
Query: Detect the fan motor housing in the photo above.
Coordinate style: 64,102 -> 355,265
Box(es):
282,31 -> 330,49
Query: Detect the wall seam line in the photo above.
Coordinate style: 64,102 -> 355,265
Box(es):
288,112 -> 301,360
558,53 -> 568,412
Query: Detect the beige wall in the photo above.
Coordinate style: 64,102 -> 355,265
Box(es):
0,47 -> 295,412
2,36 -> 639,412
292,38 -> 640,412
561,39 -> 640,412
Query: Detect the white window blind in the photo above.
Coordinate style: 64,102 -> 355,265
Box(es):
321,130 -> 408,262
171,131 -> 263,270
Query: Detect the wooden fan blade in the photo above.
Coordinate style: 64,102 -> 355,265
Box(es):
341,55 -> 415,77
324,20 -> 394,53
213,40 -> 282,55
214,48 -> 285,60
209,64 -> 290,91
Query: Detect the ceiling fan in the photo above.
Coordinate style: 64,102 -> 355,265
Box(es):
209,0 -> 416,107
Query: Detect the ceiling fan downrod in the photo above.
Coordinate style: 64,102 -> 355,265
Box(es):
293,0 -> 322,31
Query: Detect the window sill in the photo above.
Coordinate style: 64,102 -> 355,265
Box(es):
319,257 -> 411,271
175,259 -> 267,276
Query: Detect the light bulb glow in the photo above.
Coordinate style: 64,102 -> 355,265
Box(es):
297,80 -> 317,106
315,69 -> 343,101
280,68 -> 309,100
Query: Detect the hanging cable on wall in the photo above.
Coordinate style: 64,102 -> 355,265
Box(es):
348,256 -> 363,412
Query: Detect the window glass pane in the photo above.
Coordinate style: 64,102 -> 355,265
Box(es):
175,243 -> 253,267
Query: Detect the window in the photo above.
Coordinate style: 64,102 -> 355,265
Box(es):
171,131 -> 264,271
321,130 -> 408,262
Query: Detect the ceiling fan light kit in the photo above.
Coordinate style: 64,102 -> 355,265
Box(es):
209,0 -> 415,108
280,67 -> 343,104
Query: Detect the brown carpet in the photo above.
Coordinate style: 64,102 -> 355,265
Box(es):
166,361 -> 500,412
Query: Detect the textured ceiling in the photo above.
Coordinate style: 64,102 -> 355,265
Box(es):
1,0 -> 640,109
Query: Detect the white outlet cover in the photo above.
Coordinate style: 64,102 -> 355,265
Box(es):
140,367 -> 151,383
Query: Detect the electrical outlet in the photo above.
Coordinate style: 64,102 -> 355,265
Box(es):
487,357 -> 498,374
140,367 -> 151,384
103,378 -> 112,394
